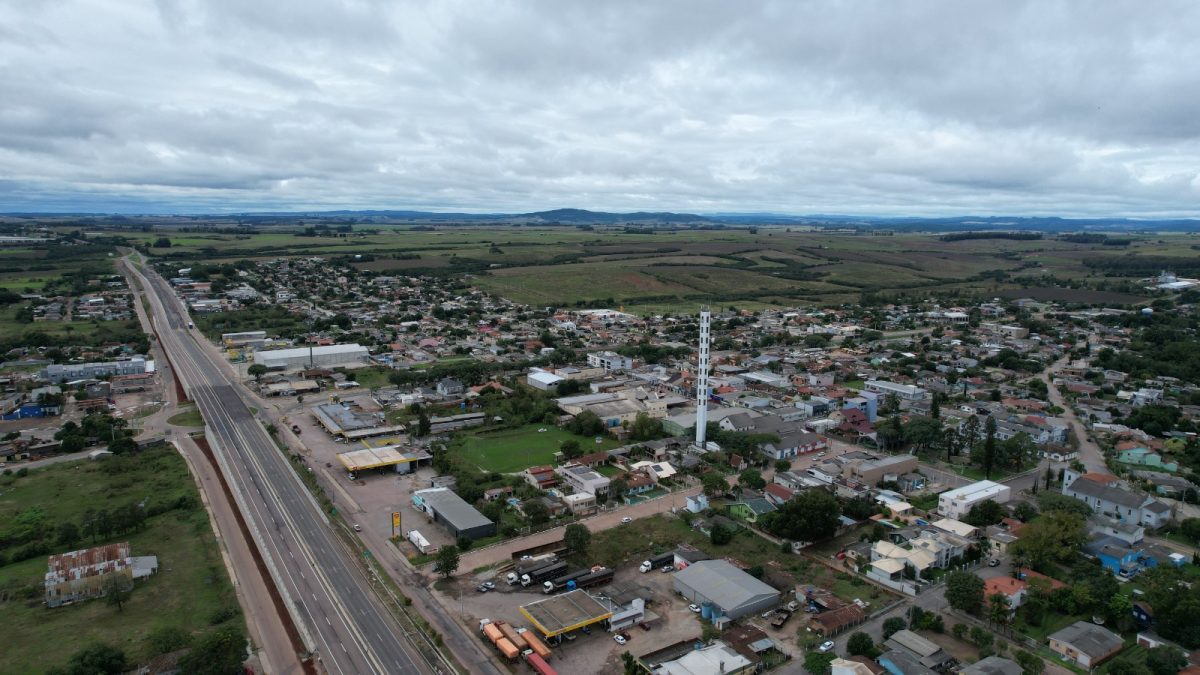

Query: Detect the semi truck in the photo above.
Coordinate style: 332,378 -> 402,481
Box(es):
497,621 -> 528,652
506,554 -> 558,584
520,561 -> 567,587
479,620 -> 520,661
639,552 -> 675,573
544,566 -> 614,594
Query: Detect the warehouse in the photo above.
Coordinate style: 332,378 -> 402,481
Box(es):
253,343 -> 369,371
672,559 -> 780,620
411,487 -> 496,540
312,403 -> 406,440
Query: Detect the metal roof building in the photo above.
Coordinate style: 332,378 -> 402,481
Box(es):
411,487 -> 496,540
253,343 -> 369,371
519,589 -> 613,638
672,559 -> 780,619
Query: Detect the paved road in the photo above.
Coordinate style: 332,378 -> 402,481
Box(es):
1042,356 -> 1106,472
128,260 -> 433,675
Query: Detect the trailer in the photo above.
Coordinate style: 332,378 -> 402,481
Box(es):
521,561 -> 567,586
496,638 -> 519,661
573,567 -> 614,591
482,622 -> 504,644
639,552 -> 675,573
518,628 -> 551,660
525,651 -> 557,675
497,622 -> 528,651
541,568 -> 591,594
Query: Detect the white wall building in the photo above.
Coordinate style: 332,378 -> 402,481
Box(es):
253,343 -> 369,371
938,480 -> 1011,519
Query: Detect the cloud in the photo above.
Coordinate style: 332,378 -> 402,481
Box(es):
0,0 -> 1198,216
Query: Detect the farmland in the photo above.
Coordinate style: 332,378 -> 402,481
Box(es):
0,445 -> 242,673
11,224 -> 1199,315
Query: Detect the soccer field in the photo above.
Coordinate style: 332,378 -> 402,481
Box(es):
459,424 -> 620,473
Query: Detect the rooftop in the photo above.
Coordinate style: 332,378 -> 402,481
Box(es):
519,589 -> 613,637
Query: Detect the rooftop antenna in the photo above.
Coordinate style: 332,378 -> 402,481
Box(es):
695,306 -> 711,449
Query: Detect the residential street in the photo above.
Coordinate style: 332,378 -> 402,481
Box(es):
1042,355 -> 1107,472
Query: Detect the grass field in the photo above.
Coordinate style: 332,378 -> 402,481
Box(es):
457,424 -> 620,473
0,446 -> 241,673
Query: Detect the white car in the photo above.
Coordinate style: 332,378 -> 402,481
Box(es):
688,604 -> 702,613
621,516 -> 633,524
613,634 -> 627,645
538,428 -> 547,432
352,524 -> 362,532
818,641 -> 835,653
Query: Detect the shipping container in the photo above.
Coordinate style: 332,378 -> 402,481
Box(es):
496,638 -> 519,661
498,622 -> 528,651
482,622 -> 504,645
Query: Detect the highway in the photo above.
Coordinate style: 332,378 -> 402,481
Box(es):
127,259 -> 434,675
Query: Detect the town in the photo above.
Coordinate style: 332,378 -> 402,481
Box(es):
4,235 -> 1200,675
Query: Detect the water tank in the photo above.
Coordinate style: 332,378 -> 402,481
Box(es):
701,603 -> 713,620
1141,308 -> 1154,315
710,606 -> 723,625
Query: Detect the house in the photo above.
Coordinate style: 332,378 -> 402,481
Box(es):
883,630 -> 956,672
1063,472 -> 1171,529
957,656 -> 1022,675
871,540 -> 936,574
562,492 -> 596,515
685,494 -> 710,513
764,483 -> 798,506
760,431 -> 828,460
632,460 -> 677,482
842,454 -> 918,485
938,481 -> 1011,519
555,463 -> 610,496
983,576 -> 1027,613
436,377 -> 465,397
653,640 -> 754,675
809,604 -> 866,636
523,465 -> 557,490
728,496 -> 777,523
618,471 -> 655,497
1048,621 -> 1124,668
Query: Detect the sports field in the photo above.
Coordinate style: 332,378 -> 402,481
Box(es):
458,424 -> 620,473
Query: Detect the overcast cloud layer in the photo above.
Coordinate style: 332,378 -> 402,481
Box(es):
2,1 -> 1200,216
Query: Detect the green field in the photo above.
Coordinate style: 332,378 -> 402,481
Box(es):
457,424 -> 620,473
0,446 -> 242,673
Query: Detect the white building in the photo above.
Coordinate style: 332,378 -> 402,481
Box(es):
864,380 -> 927,401
253,343 -> 369,371
938,480 -> 1011,519
587,351 -> 634,372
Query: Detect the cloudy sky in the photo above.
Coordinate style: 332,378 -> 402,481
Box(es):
2,1 -> 1199,216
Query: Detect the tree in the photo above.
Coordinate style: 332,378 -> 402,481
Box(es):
710,523 -> 733,545
103,573 -> 134,611
568,411 -> 605,437
1011,511 -> 1087,569
629,412 -> 662,441
60,643 -> 126,675
846,632 -> 876,657
1107,592 -> 1135,632
560,439 -> 582,459
1035,491 -> 1092,517
247,363 -> 268,382
56,521 -> 81,548
564,524 -> 591,559
1013,650 -> 1045,675
1145,646 -> 1188,675
416,412 -> 431,437
609,478 -> 628,500
1180,517 -> 1200,545
524,500 -> 550,525
738,468 -> 766,491
1012,501 -> 1038,523
962,499 -> 1006,527
804,651 -> 835,674
981,415 -> 997,479
882,617 -> 907,640
763,489 -> 840,543
700,471 -> 728,497
987,592 -> 1011,625
176,625 -> 246,675
1105,656 -> 1151,675
775,459 -> 792,473
434,545 -> 460,579
152,237 -> 172,248
945,571 -> 985,614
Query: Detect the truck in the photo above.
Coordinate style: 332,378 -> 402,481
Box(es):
639,552 -> 675,573
480,619 -> 522,661
769,609 -> 792,629
517,628 -> 551,660
521,561 -> 567,587
525,651 -> 557,675
507,555 -> 558,584
542,568 -> 591,594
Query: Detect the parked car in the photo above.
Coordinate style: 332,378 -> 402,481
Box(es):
613,634 -> 626,645
660,565 -> 673,573
818,641 -> 835,653
481,581 -> 495,590
638,622 -> 651,631
621,517 -> 633,524
476,584 -> 491,593
352,524 -> 362,532
688,604 -> 702,613
988,559 -> 1000,567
